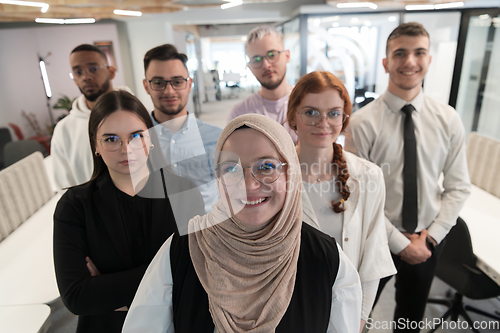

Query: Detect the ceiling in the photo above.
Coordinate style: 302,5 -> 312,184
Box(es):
0,0 -> 491,23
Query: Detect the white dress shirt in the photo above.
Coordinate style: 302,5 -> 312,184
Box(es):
347,90 -> 471,254
152,113 -> 222,214
122,234 -> 362,333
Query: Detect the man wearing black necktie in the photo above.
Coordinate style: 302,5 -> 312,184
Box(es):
347,23 -> 471,332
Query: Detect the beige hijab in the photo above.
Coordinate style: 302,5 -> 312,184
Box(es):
188,114 -> 303,333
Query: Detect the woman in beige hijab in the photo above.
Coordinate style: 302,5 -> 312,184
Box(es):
123,114 -> 362,333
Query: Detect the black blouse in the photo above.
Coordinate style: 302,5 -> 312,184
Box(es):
54,169 -> 205,333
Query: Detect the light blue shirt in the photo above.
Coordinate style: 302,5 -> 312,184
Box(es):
151,112 -> 222,213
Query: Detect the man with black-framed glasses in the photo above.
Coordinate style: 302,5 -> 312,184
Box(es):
228,26 -> 297,143
143,44 -> 222,213
52,44 -> 127,190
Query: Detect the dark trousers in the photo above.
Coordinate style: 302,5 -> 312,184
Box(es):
373,239 -> 446,332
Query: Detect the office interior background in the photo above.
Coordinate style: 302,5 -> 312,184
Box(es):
0,0 -> 500,332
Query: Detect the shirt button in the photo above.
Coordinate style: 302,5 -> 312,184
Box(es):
173,163 -> 178,168
344,237 -> 349,242
172,139 -> 176,144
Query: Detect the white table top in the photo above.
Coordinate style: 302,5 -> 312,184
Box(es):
460,185 -> 500,285
0,304 -> 51,333
0,193 -> 62,306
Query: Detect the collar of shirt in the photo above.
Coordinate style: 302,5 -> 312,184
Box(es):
382,89 -> 424,114
151,111 -> 194,135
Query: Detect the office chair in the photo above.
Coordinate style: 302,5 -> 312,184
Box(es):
8,123 -> 51,154
0,127 -> 12,169
3,140 -> 45,168
427,217 -> 500,333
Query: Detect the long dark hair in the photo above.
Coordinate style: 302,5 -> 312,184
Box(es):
287,71 -> 351,213
88,90 -> 165,181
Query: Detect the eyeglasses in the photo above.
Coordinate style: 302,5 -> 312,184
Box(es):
298,109 -> 349,127
97,132 -> 149,152
214,157 -> 287,187
69,64 -> 108,79
247,50 -> 285,69
147,77 -> 189,91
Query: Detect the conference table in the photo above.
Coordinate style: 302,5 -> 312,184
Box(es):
460,184 -> 500,286
0,192 -> 62,306
0,304 -> 51,333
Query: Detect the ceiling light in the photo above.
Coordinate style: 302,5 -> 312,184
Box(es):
332,22 -> 339,27
337,2 -> 377,9
0,0 -> 48,12
388,16 -> 397,22
36,18 -> 95,24
434,1 -> 464,9
65,18 -> 95,24
406,4 -> 435,10
351,17 -> 359,23
35,18 -> 64,24
221,0 -> 242,9
479,14 -> 490,20
113,9 -> 142,16
365,21 -> 372,26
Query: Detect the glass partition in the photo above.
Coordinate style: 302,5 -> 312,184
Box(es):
306,13 -> 399,103
456,12 -> 500,139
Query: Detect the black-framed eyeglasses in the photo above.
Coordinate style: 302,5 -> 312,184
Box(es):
97,132 -> 149,152
214,157 -> 287,187
69,64 -> 108,79
247,50 -> 285,69
297,109 -> 349,127
147,77 -> 188,91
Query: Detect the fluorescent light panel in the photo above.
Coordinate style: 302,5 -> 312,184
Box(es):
39,60 -> 52,98
221,0 -> 242,9
113,9 -> 142,16
434,1 -> 464,9
36,18 -> 95,24
406,2 -> 464,11
0,0 -> 48,12
337,2 -> 377,9
405,4 -> 435,10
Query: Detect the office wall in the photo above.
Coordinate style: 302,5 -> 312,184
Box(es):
0,23 -> 126,137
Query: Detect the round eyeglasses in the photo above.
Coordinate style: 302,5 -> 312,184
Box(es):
147,77 -> 188,91
247,50 -> 285,69
98,133 -> 149,152
69,64 -> 108,80
214,157 -> 287,187
298,109 -> 349,127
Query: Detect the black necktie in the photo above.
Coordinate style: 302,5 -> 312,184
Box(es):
402,104 -> 418,233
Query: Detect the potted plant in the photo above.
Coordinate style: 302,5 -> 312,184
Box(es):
53,95 -> 76,112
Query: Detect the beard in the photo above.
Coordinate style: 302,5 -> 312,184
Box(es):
79,79 -> 111,102
258,71 -> 286,91
155,100 -> 186,117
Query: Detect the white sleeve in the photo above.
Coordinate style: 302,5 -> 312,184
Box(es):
122,235 -> 175,333
327,243 -> 362,333
51,127 -> 75,191
360,279 -> 379,321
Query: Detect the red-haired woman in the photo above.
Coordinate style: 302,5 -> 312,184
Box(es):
287,71 -> 396,332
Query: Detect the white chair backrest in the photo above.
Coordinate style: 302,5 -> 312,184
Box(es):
0,152 -> 54,241
466,132 -> 500,198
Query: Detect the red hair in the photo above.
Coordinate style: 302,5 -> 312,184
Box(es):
287,71 -> 351,213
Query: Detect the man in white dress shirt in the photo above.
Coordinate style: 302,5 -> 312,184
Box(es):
347,22 -> 470,332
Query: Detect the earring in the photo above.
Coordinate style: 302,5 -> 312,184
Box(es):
150,144 -> 154,150
95,151 -> 100,156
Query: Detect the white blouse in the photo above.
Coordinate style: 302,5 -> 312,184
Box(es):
122,234 -> 362,333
